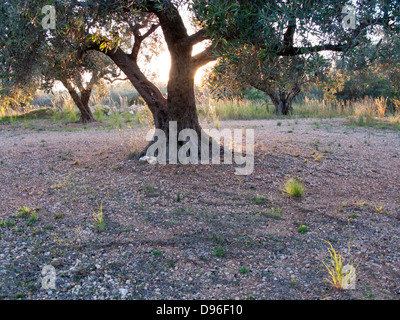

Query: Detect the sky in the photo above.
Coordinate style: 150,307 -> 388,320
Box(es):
140,5 -> 215,86
149,42 -> 214,85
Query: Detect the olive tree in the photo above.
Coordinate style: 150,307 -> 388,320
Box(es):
207,46 -> 330,115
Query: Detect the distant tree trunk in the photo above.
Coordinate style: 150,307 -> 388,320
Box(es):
268,91 -> 295,115
250,82 -> 301,116
62,81 -> 95,123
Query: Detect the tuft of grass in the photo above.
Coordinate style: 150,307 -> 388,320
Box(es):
205,99 -> 270,121
363,286 -> 376,299
93,202 -> 105,232
166,259 -> 176,269
152,250 -> 163,258
13,206 -> 31,218
53,212 -> 64,219
110,112 -> 123,129
348,213 -> 359,219
252,195 -> 268,205
283,178 -> 304,198
143,184 -> 158,197
239,266 -> 249,275
213,246 -> 226,258
0,219 -> 16,228
94,107 -> 104,121
321,240 -> 359,290
264,207 -> 282,219
13,227 -> 24,233
26,212 -> 39,226
53,102 -> 79,123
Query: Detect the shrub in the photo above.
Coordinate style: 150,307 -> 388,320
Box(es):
297,225 -> 308,234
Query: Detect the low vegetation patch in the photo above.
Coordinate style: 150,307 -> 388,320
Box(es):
283,178 -> 304,198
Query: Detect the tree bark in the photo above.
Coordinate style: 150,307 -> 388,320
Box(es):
106,46 -> 202,157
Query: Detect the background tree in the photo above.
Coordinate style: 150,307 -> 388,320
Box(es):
336,36 -> 400,109
40,48 -> 123,123
0,0 -> 46,113
207,45 -> 330,115
0,1 -> 125,122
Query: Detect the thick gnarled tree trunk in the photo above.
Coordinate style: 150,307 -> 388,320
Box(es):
94,5 -> 212,157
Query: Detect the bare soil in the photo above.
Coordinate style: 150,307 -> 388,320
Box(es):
0,118 -> 399,300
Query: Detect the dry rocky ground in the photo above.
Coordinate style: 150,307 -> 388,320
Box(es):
0,117 -> 399,300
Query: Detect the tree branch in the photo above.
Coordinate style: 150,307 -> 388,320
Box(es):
278,16 -> 390,56
129,23 -> 160,61
180,29 -> 208,46
103,76 -> 129,83
191,43 -> 219,71
278,43 -> 347,56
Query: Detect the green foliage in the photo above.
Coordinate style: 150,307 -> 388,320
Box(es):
195,0 -> 398,115
238,266 -> 248,275
199,99 -> 271,121
152,250 -> 163,258
143,185 -> 158,198
322,240 -> 359,290
297,225 -> 309,234
94,107 -> 105,121
265,207 -> 283,219
0,219 -> 16,228
213,246 -> 226,258
0,0 -> 124,121
26,212 -> 39,226
13,206 -> 32,218
53,212 -> 64,219
337,37 -> 400,108
252,195 -> 268,205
